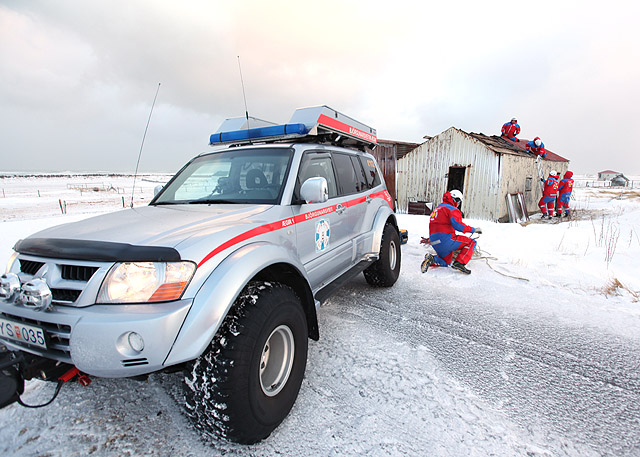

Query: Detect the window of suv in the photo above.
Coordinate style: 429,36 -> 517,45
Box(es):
294,152 -> 338,202
359,155 -> 381,189
350,155 -> 368,194
332,152 -> 361,196
152,148 -> 293,205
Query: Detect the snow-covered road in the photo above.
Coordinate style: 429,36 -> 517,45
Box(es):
329,272 -> 640,457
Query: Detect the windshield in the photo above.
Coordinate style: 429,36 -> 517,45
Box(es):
153,147 -> 293,205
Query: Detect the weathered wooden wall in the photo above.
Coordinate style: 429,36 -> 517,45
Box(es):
397,128 -> 501,220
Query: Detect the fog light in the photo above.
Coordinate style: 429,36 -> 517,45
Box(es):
18,278 -> 52,311
128,332 -> 145,352
0,274 -> 21,301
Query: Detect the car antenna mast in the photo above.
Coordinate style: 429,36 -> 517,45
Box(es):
131,82 -> 161,208
237,56 -> 250,129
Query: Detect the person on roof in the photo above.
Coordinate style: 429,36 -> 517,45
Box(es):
420,190 -> 481,274
555,171 -> 574,218
501,118 -> 521,142
539,170 -> 559,219
526,137 -> 547,158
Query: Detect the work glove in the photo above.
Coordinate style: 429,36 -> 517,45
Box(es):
420,236 -> 430,245
474,227 -> 482,235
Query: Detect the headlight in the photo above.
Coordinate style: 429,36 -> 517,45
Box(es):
97,261 -> 196,304
6,251 -> 19,274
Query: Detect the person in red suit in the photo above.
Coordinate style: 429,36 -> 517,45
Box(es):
539,170 -> 559,219
501,118 -> 521,141
420,190 -> 481,274
526,137 -> 546,158
556,171 -> 574,217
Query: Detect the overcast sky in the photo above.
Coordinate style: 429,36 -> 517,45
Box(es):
1,0 -> 639,174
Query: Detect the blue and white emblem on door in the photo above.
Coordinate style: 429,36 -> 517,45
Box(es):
315,219 -> 330,252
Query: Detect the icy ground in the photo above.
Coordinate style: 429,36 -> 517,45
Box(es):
0,175 -> 639,456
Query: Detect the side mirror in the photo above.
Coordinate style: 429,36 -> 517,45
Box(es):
300,177 -> 328,204
153,185 -> 163,197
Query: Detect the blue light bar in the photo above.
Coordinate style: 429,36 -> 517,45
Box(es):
210,123 -> 308,145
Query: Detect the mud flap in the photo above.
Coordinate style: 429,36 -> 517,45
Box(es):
399,229 -> 408,245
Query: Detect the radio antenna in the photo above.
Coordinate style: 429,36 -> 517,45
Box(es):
237,56 -> 250,129
131,82 -> 161,208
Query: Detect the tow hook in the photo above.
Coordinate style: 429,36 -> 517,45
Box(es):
58,367 -> 92,387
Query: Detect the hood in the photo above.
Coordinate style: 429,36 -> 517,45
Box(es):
442,192 -> 455,206
25,204 -> 275,250
564,171 -> 573,179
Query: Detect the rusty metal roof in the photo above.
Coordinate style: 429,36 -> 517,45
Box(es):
377,139 -> 420,160
467,132 -> 569,162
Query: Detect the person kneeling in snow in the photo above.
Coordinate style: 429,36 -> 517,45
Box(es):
420,190 -> 481,275
539,170 -> 559,219
556,171 -> 574,217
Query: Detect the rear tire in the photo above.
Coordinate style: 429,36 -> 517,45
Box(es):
363,223 -> 401,287
184,281 -> 308,444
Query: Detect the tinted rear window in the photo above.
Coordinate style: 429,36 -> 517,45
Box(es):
359,156 -> 381,189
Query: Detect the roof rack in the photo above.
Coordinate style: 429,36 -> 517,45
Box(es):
209,105 -> 377,150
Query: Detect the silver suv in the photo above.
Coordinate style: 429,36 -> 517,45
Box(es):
0,107 -> 402,443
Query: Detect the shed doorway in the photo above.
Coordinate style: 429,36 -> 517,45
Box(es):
447,166 -> 465,193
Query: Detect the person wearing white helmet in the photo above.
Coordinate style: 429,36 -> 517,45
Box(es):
501,118 -> 521,142
419,190 -> 481,274
538,170 -> 559,219
526,136 -> 547,158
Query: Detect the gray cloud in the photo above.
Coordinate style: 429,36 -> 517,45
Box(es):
1,1 -> 639,174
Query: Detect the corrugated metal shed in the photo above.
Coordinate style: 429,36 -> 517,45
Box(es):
397,127 -> 570,221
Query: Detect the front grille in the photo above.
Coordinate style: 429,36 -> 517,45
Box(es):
51,288 -> 82,303
0,312 -> 72,362
20,259 -> 44,275
61,265 -> 99,282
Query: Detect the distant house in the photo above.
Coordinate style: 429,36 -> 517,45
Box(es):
396,127 -> 570,221
611,174 -> 630,187
598,170 -> 620,181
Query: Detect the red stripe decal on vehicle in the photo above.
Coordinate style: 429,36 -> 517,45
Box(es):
317,114 -> 377,144
197,190 -> 392,268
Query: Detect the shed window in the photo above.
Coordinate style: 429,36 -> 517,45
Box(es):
525,177 -> 532,192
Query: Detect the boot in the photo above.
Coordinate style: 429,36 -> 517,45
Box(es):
451,261 -> 471,274
421,254 -> 435,273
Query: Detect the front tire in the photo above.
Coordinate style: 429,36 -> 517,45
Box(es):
184,281 -> 308,444
363,223 -> 401,287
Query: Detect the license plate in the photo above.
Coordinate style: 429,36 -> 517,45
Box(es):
0,317 -> 48,349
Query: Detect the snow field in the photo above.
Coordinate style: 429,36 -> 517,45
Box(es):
0,175 -> 638,456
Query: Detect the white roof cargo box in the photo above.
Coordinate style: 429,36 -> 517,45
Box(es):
209,105 -> 377,150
